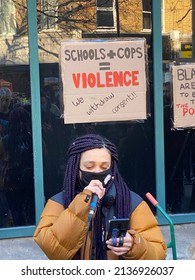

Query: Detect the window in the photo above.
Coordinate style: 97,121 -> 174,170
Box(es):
142,0 -> 152,31
96,0 -> 116,29
40,0 -> 58,30
0,0 -> 16,34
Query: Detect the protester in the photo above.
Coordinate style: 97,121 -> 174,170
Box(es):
33,134 -> 167,260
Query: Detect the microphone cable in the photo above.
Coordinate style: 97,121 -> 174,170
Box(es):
82,219 -> 94,260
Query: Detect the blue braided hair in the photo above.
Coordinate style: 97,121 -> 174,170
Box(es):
63,134 -> 131,259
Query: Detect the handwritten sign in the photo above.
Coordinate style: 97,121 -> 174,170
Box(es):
172,64 -> 195,128
60,38 -> 147,124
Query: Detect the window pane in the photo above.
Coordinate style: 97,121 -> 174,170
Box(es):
0,0 -> 16,34
0,0 -> 35,227
143,13 -> 151,29
142,0 -> 151,12
97,11 -> 114,27
97,0 -> 113,8
40,0 -> 57,29
163,1 -> 195,214
0,67 -> 35,227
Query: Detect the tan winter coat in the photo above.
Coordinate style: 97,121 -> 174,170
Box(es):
33,189 -> 167,260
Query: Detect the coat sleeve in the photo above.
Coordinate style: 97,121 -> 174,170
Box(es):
33,189 -> 92,260
124,201 -> 167,260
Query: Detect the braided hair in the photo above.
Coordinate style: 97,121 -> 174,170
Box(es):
63,134 -> 131,259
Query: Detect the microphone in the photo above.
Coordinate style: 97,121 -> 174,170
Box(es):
88,174 -> 112,223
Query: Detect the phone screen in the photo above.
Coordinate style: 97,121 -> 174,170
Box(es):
106,218 -> 130,240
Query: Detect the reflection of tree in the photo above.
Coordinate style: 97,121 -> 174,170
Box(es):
177,8 -> 191,24
12,0 -> 97,34
11,0 -> 148,35
165,1 -> 191,32
5,0 -> 97,62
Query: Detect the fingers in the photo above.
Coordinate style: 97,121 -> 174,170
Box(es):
110,234 -> 124,247
106,232 -> 133,256
84,180 -> 105,199
107,245 -> 130,256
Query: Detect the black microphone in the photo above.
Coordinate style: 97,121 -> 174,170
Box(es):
88,174 -> 112,222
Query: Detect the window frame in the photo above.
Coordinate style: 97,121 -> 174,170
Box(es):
142,0 -> 152,31
96,0 -> 116,31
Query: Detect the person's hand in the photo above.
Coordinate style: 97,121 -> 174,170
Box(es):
106,232 -> 133,256
84,180 -> 105,199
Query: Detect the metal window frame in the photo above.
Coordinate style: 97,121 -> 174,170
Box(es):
0,0 -> 44,239
152,0 -> 195,224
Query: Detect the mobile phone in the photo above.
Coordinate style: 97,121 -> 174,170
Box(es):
106,218 -> 130,240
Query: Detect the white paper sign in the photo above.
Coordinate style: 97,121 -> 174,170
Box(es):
60,38 -> 147,124
172,64 -> 195,128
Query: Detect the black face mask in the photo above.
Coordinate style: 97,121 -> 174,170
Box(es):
79,168 -> 112,189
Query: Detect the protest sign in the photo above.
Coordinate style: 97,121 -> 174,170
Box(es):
172,64 -> 195,128
60,38 -> 147,124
